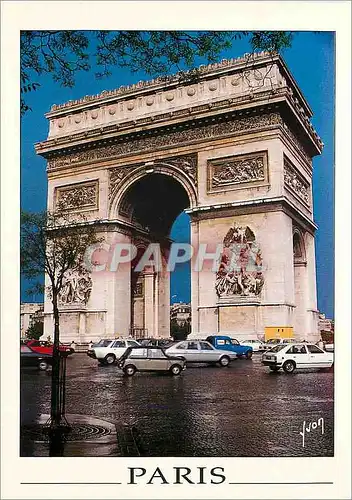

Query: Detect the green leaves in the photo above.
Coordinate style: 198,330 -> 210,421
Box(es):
249,31 -> 293,53
20,30 -> 295,114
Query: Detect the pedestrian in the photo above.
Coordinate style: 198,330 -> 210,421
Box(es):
70,340 -> 76,352
317,338 -> 324,350
88,340 -> 93,350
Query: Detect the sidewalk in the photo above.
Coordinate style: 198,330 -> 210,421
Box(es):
20,413 -> 142,457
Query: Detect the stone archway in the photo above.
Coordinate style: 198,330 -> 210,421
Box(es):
111,169 -> 194,338
37,52 -> 322,342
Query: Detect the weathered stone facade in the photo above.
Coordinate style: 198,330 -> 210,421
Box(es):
36,52 -> 322,342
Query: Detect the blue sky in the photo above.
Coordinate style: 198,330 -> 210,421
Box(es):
21,32 -> 335,318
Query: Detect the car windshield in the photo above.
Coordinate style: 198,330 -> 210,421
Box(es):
95,339 -> 112,347
268,345 -> 286,353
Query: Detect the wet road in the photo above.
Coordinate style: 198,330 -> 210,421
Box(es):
21,353 -> 334,457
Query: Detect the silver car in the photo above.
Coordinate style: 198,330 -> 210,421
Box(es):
165,340 -> 236,366
117,346 -> 186,376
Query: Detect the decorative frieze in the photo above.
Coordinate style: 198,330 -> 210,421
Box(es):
215,224 -> 264,298
55,180 -> 98,211
47,112 -> 282,171
284,157 -> 310,206
208,152 -> 267,192
282,122 -> 311,163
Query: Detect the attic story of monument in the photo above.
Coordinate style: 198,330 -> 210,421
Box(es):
35,52 -> 323,342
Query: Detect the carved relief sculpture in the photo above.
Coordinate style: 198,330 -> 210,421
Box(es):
56,181 -> 98,210
109,154 -> 198,210
215,224 -> 264,298
58,268 -> 92,306
108,166 -> 137,203
47,112 -> 282,171
210,153 -> 266,190
284,158 -> 310,206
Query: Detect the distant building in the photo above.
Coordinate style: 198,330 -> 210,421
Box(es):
170,302 -> 191,326
20,302 -> 44,338
318,313 -> 334,334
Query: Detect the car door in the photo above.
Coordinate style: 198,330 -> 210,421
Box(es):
184,341 -> 201,362
285,344 -> 310,368
182,340 -> 201,363
169,341 -> 188,360
306,344 -> 332,368
147,348 -> 169,370
21,344 -> 36,366
199,341 -> 218,361
128,348 -> 149,370
110,340 -> 127,359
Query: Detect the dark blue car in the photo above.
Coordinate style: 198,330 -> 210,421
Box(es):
206,335 -> 253,359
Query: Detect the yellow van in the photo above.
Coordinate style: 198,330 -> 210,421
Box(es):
264,326 -> 294,342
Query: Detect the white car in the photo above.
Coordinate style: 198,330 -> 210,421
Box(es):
166,340 -> 237,366
87,338 -> 141,365
261,338 -> 297,351
262,342 -> 334,373
240,339 -> 265,352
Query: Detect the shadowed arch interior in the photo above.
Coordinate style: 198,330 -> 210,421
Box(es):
119,173 -> 190,237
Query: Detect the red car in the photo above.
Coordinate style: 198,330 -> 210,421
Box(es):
25,339 -> 74,355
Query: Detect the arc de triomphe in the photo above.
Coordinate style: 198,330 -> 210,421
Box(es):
36,52 -> 322,342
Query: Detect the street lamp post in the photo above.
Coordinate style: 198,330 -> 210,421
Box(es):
45,344 -> 70,456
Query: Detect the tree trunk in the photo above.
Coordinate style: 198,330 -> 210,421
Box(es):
50,289 -> 61,427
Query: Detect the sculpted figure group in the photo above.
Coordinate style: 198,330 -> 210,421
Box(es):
59,268 -> 92,306
215,224 -> 264,298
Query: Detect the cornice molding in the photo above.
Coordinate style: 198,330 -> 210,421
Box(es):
41,109 -> 316,176
47,52 -> 281,114
36,87 -> 322,159
186,196 -> 317,234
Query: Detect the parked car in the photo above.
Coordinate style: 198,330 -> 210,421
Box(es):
117,346 -> 186,376
239,339 -> 265,353
165,340 -> 236,366
21,343 -> 53,370
261,338 -> 297,351
261,342 -> 334,373
25,339 -> 74,355
87,338 -> 141,365
206,335 -> 253,359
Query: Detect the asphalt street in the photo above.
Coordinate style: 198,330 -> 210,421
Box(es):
21,353 -> 334,457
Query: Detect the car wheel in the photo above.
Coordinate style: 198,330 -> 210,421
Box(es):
38,361 -> 48,371
219,355 -> 230,367
170,364 -> 182,376
123,365 -> 136,376
283,360 -> 296,374
245,350 -> 253,359
269,366 -> 280,372
104,354 -> 116,365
